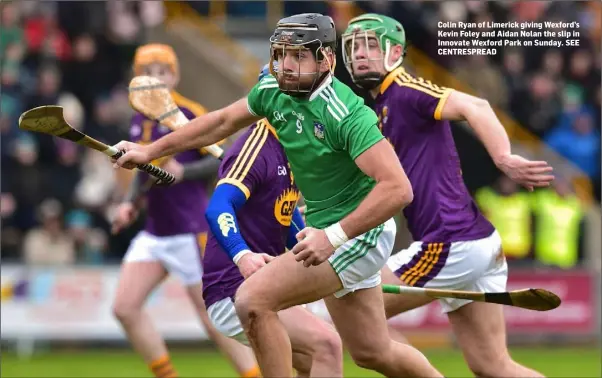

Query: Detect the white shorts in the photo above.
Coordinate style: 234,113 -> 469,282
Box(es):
207,297 -> 310,345
123,230 -> 207,286
386,230 -> 507,313
328,218 -> 396,298
207,297 -> 250,344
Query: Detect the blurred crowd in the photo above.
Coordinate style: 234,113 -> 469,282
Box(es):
1,1 -> 165,264
1,1 -> 599,269
356,1 -> 601,195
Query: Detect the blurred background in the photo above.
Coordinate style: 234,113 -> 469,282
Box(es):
1,1 -> 600,377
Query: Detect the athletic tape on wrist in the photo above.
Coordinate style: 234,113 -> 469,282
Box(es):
233,249 -> 252,265
324,222 -> 349,250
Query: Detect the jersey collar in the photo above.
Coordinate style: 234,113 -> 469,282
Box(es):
379,66 -> 406,95
309,74 -> 333,101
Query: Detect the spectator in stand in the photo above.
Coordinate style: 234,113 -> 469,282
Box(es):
511,72 -> 561,137
541,49 -> 564,82
545,111 -> 600,182
501,48 -> 526,99
5,134 -> 45,230
66,209 -> 108,265
0,2 -> 24,55
22,2 -> 71,65
452,54 -> 508,109
532,177 -> 584,268
22,198 -> 76,265
475,176 -> 533,263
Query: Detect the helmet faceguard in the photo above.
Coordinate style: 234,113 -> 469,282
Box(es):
269,14 -> 337,98
342,14 -> 406,90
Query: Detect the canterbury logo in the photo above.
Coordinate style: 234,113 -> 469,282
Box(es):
217,213 -> 237,237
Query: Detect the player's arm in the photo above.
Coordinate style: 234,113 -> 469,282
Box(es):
205,183 -> 252,264
439,90 -> 511,165
145,98 -> 260,162
338,139 -> 412,239
179,155 -> 223,181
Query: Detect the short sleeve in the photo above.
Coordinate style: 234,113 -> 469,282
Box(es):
335,106 -> 384,160
215,125 -> 271,199
247,76 -> 279,117
401,80 -> 453,121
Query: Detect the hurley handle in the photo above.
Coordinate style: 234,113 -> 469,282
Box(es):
112,150 -> 175,186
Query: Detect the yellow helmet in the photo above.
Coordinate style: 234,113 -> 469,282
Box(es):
133,44 -> 179,76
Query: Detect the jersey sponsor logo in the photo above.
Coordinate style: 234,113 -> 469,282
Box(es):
274,188 -> 300,226
314,121 -> 325,140
273,111 -> 287,123
217,213 -> 237,237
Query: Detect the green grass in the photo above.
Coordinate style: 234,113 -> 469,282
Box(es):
2,347 -> 600,377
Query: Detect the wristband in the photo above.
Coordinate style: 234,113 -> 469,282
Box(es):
233,249 -> 252,265
324,222 -> 349,250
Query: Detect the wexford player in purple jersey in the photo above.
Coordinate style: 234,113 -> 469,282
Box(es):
202,64 -> 344,378
342,14 -> 554,377
112,14 -> 444,378
110,44 -> 258,378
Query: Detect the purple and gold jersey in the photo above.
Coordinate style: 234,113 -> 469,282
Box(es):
375,67 -> 494,243
202,120 -> 300,308
130,92 -> 212,239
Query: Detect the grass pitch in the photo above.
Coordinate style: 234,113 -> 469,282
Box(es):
2,347 -> 600,377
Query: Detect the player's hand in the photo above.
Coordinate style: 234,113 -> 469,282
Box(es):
237,253 -> 275,279
495,154 -> 555,192
162,159 -> 184,183
111,141 -> 152,170
111,202 -> 139,234
291,227 -> 335,268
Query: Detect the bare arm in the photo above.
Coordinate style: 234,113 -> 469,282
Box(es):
440,90 -> 511,165
339,139 -> 413,239
146,98 -> 261,161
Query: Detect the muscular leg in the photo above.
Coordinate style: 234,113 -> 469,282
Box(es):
235,252 -> 342,377
448,302 -> 544,377
234,252 -> 439,377
112,262 -> 170,374
186,284 -> 258,377
279,305 -> 343,377
325,287 -> 442,377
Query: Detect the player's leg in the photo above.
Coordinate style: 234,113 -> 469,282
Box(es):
206,297 -> 340,376
234,251 -> 342,377
185,284 -> 259,377
278,305 -> 343,377
443,234 -> 544,377
448,301 -> 544,377
235,219 -> 440,377
112,232 -> 172,377
381,264 -> 434,317
324,287 -> 441,377
170,233 -> 259,378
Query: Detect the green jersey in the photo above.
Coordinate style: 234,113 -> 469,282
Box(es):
247,74 -> 383,229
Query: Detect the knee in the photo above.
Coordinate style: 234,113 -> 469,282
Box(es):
234,282 -> 270,327
466,352 -> 511,377
311,328 -> 343,364
112,300 -> 140,323
349,345 -> 388,370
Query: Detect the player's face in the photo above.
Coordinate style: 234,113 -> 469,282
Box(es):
345,33 -> 386,77
273,45 -> 328,93
141,63 -> 178,90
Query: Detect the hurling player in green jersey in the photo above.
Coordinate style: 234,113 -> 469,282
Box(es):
113,13 -> 443,378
